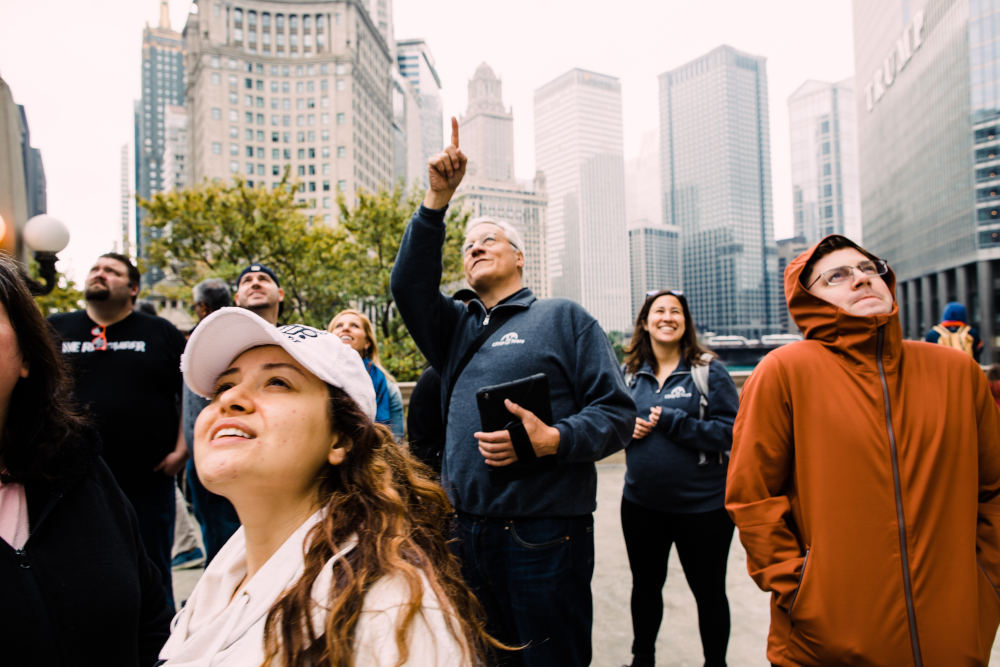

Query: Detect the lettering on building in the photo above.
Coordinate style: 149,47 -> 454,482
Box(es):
865,10 -> 925,112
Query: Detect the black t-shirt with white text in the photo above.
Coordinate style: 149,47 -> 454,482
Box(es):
49,310 -> 186,492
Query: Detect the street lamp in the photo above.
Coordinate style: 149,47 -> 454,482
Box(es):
22,214 -> 70,296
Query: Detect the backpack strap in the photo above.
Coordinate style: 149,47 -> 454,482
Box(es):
690,352 -> 713,419
442,307 -> 517,424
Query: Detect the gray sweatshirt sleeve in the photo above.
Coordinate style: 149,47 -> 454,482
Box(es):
389,205 -> 463,370
554,319 -> 636,462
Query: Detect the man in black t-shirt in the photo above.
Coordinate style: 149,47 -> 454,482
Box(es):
49,253 -> 187,610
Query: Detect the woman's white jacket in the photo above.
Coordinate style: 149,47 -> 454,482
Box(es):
158,510 -> 468,666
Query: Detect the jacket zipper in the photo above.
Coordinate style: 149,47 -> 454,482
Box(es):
787,548 -> 810,625
876,327 -> 923,667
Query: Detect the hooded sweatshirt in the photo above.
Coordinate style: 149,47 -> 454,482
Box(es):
725,236 -> 1000,666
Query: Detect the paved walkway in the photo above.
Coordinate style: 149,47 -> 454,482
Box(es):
174,461 -> 1000,666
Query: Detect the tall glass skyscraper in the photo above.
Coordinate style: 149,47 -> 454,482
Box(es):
534,69 -> 630,332
659,45 -> 780,338
135,0 -> 184,284
853,1 -> 999,361
787,79 -> 861,244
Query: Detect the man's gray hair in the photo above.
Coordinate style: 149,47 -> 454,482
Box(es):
465,216 -> 525,255
193,278 -> 231,314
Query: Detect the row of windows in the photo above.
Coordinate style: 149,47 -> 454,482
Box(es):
207,56 -> 339,79
232,8 -> 328,32
211,141 -> 345,161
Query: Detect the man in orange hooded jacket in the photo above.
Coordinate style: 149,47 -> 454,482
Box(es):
726,235 -> 1000,666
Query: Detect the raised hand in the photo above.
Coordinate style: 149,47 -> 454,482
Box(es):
424,116 -> 468,210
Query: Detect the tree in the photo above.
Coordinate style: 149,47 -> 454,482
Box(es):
331,183 -> 467,379
24,260 -> 82,315
139,176 -> 467,380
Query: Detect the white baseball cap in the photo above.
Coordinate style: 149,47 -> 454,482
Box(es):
182,307 -> 377,420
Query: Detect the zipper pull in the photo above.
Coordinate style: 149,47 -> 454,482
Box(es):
14,549 -> 30,569
483,314 -> 490,325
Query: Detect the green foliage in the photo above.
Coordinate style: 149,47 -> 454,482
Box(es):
31,261 -> 83,316
139,176 -> 467,381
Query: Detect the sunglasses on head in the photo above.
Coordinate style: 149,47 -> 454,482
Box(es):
646,289 -> 684,298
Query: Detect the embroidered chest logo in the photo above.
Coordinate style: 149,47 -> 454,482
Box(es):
491,331 -> 526,347
663,386 -> 691,400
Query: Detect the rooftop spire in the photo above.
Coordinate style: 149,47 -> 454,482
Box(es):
158,0 -> 171,30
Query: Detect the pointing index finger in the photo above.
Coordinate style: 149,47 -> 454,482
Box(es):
450,116 -> 459,148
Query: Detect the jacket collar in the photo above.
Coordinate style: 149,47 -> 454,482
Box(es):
466,287 -> 536,321
785,235 -> 903,372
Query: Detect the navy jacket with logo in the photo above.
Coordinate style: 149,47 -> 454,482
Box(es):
390,205 -> 635,517
624,359 -> 738,513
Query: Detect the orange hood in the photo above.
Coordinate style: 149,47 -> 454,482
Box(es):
784,235 -> 903,371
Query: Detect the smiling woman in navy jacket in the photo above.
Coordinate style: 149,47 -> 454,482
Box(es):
620,289 -> 739,667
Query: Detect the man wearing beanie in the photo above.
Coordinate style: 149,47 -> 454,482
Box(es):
234,263 -> 283,325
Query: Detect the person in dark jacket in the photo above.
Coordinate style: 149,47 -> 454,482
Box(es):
391,118 -> 635,666
924,301 -> 984,361
0,254 -> 171,666
620,289 -> 739,667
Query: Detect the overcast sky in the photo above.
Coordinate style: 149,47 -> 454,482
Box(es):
0,0 -> 855,283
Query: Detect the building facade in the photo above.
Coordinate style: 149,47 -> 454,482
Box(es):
628,225 -> 681,319
659,45 -> 780,339
183,0 -> 394,225
534,68 -> 630,332
396,39 -> 442,186
0,75 -> 45,261
853,0 -> 999,360
788,79 -> 862,244
136,0 -> 185,284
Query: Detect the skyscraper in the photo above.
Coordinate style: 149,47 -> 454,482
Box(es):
396,39 -> 443,183
460,63 -> 513,182
787,79 -> 861,244
120,143 -> 131,256
136,0 -> 184,284
0,74 -> 45,260
534,68 -> 629,332
183,0 -> 394,222
629,225 -> 680,319
853,2 -> 998,361
659,45 -> 780,338
458,63 -> 548,297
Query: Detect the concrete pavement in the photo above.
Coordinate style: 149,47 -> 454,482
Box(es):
174,461 -> 1000,665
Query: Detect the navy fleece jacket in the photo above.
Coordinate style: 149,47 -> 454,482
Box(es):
390,205 -> 635,517
623,359 -> 738,513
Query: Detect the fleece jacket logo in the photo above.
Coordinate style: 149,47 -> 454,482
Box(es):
663,385 -> 692,400
491,332 -> 526,347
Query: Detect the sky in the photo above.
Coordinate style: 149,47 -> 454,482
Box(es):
0,0 -> 855,283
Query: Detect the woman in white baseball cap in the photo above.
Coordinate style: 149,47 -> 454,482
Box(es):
158,308 -> 501,666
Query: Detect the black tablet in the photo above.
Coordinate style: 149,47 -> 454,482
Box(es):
475,373 -> 553,432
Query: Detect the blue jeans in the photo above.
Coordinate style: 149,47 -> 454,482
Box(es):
124,474 -> 176,612
186,460 -> 240,564
453,513 -> 595,667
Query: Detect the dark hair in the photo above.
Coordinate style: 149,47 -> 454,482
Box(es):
99,252 -> 141,288
261,385 -> 507,664
193,278 -> 231,313
987,364 -> 1000,382
0,255 -> 91,483
801,236 -> 880,289
623,289 -> 714,375
134,299 -> 157,316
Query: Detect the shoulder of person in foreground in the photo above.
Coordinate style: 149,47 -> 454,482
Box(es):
351,569 -> 472,666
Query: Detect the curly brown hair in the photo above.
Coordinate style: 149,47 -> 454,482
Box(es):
261,385 -> 504,665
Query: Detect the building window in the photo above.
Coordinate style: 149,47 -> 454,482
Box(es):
211,107 -> 222,120
337,146 -> 345,157
212,142 -> 222,154
229,161 -> 239,173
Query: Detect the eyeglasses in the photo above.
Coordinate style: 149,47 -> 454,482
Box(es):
646,289 -> 684,298
462,233 -> 519,256
807,259 -> 889,288
90,325 -> 108,351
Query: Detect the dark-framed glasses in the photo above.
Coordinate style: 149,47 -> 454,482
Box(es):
90,325 -> 108,351
808,259 -> 889,288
